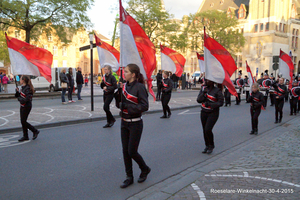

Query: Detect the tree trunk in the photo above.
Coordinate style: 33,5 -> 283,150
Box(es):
25,29 -> 30,44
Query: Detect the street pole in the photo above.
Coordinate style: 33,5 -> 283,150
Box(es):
89,34 -> 94,111
112,14 -> 119,47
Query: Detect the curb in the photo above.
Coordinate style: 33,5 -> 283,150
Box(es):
126,117 -> 300,200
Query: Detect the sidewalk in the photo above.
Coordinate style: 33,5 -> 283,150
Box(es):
127,117 -> 300,200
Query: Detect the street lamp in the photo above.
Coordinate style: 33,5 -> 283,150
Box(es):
89,33 -> 94,111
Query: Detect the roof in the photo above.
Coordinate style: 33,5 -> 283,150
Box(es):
197,0 -> 250,13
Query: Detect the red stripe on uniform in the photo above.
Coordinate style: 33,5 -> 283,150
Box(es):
253,97 -> 260,102
201,103 -> 212,110
206,94 -> 217,102
122,84 -> 138,104
20,92 -> 26,98
162,79 -> 168,88
103,76 -> 112,86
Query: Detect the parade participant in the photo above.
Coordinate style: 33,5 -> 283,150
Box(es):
285,79 -> 290,102
234,70 -> 244,105
290,81 -> 299,115
156,70 -> 162,101
257,73 -> 264,85
273,78 -> 287,123
269,73 -> 275,106
244,75 -> 250,103
160,71 -> 173,118
101,65 -> 117,128
199,72 -> 206,86
197,80 -> 224,154
115,64 -> 151,188
260,70 -> 272,108
224,85 -> 231,107
15,75 -> 39,142
247,83 -> 264,135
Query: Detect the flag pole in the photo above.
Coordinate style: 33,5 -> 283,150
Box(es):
119,0 -> 124,118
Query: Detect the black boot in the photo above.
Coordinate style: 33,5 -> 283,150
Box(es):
202,146 -> 208,153
160,115 -> 167,118
103,123 -> 111,128
254,129 -> 258,135
32,130 -> 40,140
279,118 -> 282,123
167,112 -> 171,118
206,146 -> 214,154
250,130 -> 254,135
138,167 -> 151,183
18,136 -> 29,142
120,176 -> 134,189
274,120 -> 278,124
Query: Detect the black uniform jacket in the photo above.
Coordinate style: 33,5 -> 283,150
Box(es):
273,83 -> 287,100
161,78 -> 173,94
234,78 -> 244,87
197,86 -> 224,113
15,85 -> 33,107
101,74 -> 117,95
290,86 -> 300,98
115,80 -> 149,119
247,91 -> 264,109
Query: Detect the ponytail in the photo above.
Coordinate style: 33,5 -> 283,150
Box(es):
137,73 -> 145,84
126,64 -> 145,84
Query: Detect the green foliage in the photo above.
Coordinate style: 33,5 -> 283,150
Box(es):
188,10 -> 245,54
0,31 -> 10,65
0,0 -> 94,44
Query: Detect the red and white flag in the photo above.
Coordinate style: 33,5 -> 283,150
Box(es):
246,61 -> 255,93
119,0 -> 156,100
203,28 -> 237,97
196,52 -> 205,73
160,45 -> 185,77
5,33 -> 53,82
279,49 -> 294,89
95,34 -> 120,72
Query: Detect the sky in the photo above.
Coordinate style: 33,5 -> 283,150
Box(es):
88,0 -> 203,40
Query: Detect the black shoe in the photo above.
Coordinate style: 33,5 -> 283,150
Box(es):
18,137 -> 29,142
279,119 -> 282,123
290,113 -> 293,116
160,115 -> 167,118
274,120 -> 278,124
202,147 -> 209,153
120,177 -> 134,189
206,148 -> 213,154
32,130 -> 40,140
103,123 -> 111,128
224,105 -> 227,107
250,130 -> 254,135
167,113 -> 171,118
138,167 -> 151,183
109,120 -> 116,127
254,130 -> 258,135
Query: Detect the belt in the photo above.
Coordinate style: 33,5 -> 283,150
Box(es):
122,117 -> 142,122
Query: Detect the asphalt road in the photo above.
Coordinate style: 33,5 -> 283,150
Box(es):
0,100 -> 297,200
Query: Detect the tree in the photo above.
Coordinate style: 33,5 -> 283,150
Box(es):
0,31 -> 10,66
126,0 -> 181,48
0,0 -> 94,44
188,10 -> 245,54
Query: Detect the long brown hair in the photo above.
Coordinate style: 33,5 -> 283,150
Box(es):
126,64 -> 144,84
21,75 -> 35,94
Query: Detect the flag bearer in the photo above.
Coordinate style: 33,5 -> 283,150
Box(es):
160,71 -> 173,118
273,78 -> 288,123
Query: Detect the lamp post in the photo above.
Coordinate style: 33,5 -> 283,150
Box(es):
89,33 -> 94,111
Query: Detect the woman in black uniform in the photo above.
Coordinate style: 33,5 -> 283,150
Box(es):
273,78 -> 287,123
15,76 -> 39,142
197,80 -> 224,154
289,81 -> 299,115
248,83 -> 264,135
160,71 -> 173,118
101,65 -> 117,128
116,64 -> 151,188
224,85 -> 231,107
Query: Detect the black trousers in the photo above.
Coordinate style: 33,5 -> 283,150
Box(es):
263,96 -> 268,107
225,91 -> 231,105
250,107 -> 261,131
275,98 -> 284,120
290,98 -> 298,114
156,84 -> 162,100
246,91 -> 250,102
103,93 -> 115,123
298,98 -> 300,111
161,93 -> 171,116
121,120 -> 148,177
201,110 -> 219,148
20,106 -> 37,137
68,86 -> 73,100
236,93 -> 241,104
270,93 -> 275,105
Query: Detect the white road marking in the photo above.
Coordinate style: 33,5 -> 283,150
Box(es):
0,117 -> 9,127
205,172 -> 300,188
178,110 -> 189,115
178,110 -> 199,115
191,183 -> 206,200
0,135 -> 30,148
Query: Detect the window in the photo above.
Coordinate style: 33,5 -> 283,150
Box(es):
260,23 -> 264,32
43,45 -> 48,50
15,30 -> 20,39
220,0 -> 224,5
239,11 -> 244,19
254,24 -> 258,32
48,34 -> 53,42
53,46 -> 58,56
53,60 -> 58,68
279,23 -> 282,32
283,24 -> 286,32
63,60 -> 67,68
265,22 -> 269,31
292,29 -> 298,49
62,46 -> 67,56
210,3 -> 214,7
